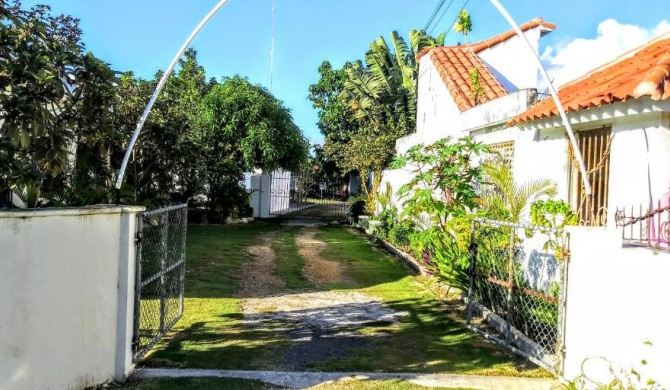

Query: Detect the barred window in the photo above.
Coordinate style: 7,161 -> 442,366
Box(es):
487,141 -> 515,168
570,126 -> 611,226
476,141 -> 515,197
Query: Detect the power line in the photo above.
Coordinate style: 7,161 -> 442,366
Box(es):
428,0 -> 457,35
423,0 -> 446,31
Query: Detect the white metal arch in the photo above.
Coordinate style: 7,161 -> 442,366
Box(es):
115,0 -> 591,197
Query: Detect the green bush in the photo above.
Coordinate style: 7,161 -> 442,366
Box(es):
388,220 -> 414,249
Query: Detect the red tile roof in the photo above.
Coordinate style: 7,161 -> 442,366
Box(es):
510,34 -> 670,126
417,17 -> 555,111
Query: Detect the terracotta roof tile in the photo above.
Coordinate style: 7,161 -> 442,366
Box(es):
510,34 -> 670,126
417,17 -> 555,111
470,17 -> 556,53
427,46 -> 506,111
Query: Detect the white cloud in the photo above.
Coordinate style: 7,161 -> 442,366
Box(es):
540,19 -> 670,89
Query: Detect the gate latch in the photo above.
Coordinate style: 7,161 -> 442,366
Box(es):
135,231 -> 143,245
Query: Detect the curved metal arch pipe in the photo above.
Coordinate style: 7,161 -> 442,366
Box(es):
488,0 -> 592,196
115,0 -> 230,190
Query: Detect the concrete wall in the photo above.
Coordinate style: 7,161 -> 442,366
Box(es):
250,175 -> 271,218
0,205 -> 143,390
250,170 -> 291,218
563,227 -> 670,387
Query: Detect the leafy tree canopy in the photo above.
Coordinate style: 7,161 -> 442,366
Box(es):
0,0 -> 118,205
309,30 -> 445,210
200,75 -> 309,175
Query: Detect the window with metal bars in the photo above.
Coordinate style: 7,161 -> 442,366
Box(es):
477,141 -> 515,197
570,126 -> 612,226
488,141 -> 515,168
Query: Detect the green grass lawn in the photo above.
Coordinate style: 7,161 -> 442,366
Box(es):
140,222 -> 548,378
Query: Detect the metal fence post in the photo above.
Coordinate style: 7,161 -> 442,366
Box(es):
506,226 -> 516,342
179,207 -> 187,316
558,231 -> 571,374
132,216 -> 143,356
467,220 -> 478,325
158,213 -> 168,333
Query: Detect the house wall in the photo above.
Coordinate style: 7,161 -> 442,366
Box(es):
607,113 -> 670,222
385,56 -> 463,207
514,108 -> 670,225
471,125 -> 570,211
478,27 -> 544,91
397,55 -> 462,154
563,226 -> 670,388
0,206 -> 142,390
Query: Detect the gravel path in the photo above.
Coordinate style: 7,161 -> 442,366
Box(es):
237,232 -> 285,298
296,228 -> 352,286
237,226 -> 406,370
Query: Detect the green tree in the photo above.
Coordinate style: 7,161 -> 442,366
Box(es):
340,30 -> 444,126
0,1 -> 119,206
114,50 -> 211,205
390,136 -> 491,291
307,61 -> 357,181
200,76 -> 309,214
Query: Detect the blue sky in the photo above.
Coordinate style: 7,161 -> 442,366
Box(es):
20,0 -> 670,144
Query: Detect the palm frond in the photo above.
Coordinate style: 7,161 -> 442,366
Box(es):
482,159 -> 557,221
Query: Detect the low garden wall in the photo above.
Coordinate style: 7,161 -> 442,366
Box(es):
0,206 -> 143,390
562,227 -> 670,387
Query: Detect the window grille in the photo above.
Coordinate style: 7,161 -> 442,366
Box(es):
477,141 -> 515,197
570,126 -> 611,226
488,141 -> 515,168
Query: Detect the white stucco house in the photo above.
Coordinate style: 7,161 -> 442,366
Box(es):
507,33 -> 670,226
379,23 -> 670,385
383,19 -> 670,227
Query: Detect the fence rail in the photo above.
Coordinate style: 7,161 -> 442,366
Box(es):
468,218 -> 566,373
133,204 -> 188,362
615,197 -> 670,252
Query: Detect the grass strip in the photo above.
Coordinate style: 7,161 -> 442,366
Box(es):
272,227 -> 314,289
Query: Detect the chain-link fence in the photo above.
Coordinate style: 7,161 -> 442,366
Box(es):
133,204 -> 188,362
467,218 -> 567,373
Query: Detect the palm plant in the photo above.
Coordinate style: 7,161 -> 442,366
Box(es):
481,159 -> 557,222
339,30 -> 445,127
338,30 -> 445,211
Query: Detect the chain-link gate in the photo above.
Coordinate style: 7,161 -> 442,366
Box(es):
467,218 -> 568,373
133,204 -> 188,362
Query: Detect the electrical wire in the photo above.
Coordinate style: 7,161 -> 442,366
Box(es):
428,0 -> 456,35
423,0 -> 447,31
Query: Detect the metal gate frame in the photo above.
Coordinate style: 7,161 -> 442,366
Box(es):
269,170 -> 349,218
467,218 -> 568,373
132,204 -> 188,362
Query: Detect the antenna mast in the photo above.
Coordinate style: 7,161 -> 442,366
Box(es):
270,0 -> 276,92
